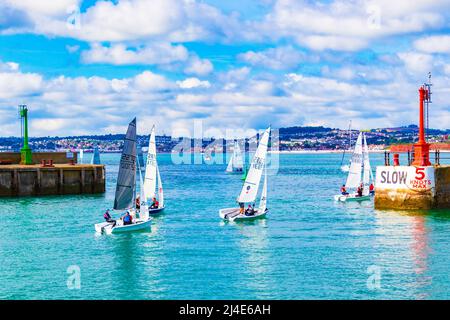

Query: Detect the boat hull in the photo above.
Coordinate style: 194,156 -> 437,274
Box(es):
94,219 -> 151,235
219,207 -> 268,221
334,194 -> 371,202
149,206 -> 165,215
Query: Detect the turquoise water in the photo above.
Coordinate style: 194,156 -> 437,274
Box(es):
1,153 -> 450,300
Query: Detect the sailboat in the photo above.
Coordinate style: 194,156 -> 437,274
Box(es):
94,118 -> 151,234
143,125 -> 165,215
340,121 -> 352,172
226,140 -> 244,173
91,145 -> 101,164
79,149 -> 84,164
334,132 -> 373,202
219,127 -> 270,221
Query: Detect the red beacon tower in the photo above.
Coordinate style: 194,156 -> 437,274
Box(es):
412,75 -> 432,166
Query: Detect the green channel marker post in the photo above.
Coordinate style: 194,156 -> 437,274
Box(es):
19,105 -> 33,165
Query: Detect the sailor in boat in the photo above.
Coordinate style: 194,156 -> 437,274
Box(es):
122,211 -> 133,225
356,184 -> 363,197
150,197 -> 159,209
135,196 -> 141,211
245,204 -> 255,216
369,183 -> 375,195
239,202 -> 245,214
103,209 -> 116,227
340,184 -> 349,195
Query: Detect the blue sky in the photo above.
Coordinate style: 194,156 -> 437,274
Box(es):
0,0 -> 450,137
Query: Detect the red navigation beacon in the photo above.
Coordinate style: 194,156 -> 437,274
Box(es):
412,76 -> 432,166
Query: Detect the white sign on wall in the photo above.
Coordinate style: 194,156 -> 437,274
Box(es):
376,166 -> 435,192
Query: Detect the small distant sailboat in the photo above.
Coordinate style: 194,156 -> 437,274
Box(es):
143,126 -> 165,215
203,153 -> 212,161
91,145 -> 101,164
94,118 -> 151,234
79,149 -> 84,164
226,140 -> 244,173
334,132 -> 373,202
219,127 -> 270,221
340,121 -> 352,172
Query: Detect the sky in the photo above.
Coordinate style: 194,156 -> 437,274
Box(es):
0,0 -> 450,137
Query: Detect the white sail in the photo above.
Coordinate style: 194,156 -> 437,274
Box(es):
91,146 -> 101,164
157,164 -> 164,208
79,149 -> 84,164
233,141 -> 244,170
238,127 -> 270,203
259,165 -> 267,212
144,126 -> 157,201
226,155 -> 233,172
345,132 -> 363,189
362,133 -> 372,188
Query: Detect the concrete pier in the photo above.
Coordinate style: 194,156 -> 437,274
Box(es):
0,164 -> 105,197
375,165 -> 450,210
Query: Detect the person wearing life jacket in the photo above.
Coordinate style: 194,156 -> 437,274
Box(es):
245,204 -> 255,216
103,209 -> 116,227
340,184 -> 349,195
356,185 -> 363,197
369,183 -> 375,195
238,202 -> 245,214
150,197 -> 159,209
135,196 -> 141,210
122,211 -> 133,225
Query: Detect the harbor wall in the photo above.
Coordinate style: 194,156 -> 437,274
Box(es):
0,164 -> 105,197
0,152 -> 77,164
374,165 -> 450,210
435,166 -> 450,208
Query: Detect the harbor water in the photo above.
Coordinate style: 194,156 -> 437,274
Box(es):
1,153 -> 450,300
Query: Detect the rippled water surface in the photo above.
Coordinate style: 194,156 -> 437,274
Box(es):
1,153 -> 450,299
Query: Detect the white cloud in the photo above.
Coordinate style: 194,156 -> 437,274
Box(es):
177,77 -> 211,89
414,35 -> 450,54
398,52 -> 434,75
260,0 -> 450,51
81,42 -> 189,65
238,46 -> 305,70
133,71 -> 173,91
5,0 -> 81,17
184,55 -> 213,76
0,63 -> 42,99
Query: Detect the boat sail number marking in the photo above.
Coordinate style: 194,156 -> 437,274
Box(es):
120,154 -> 136,171
147,154 -> 156,166
252,157 -> 264,170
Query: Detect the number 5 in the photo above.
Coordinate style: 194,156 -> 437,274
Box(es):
415,168 -> 425,180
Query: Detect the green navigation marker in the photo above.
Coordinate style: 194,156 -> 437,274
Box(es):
19,105 -> 32,165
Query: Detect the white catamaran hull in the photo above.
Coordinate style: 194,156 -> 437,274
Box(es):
95,218 -> 151,235
219,207 -> 268,221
